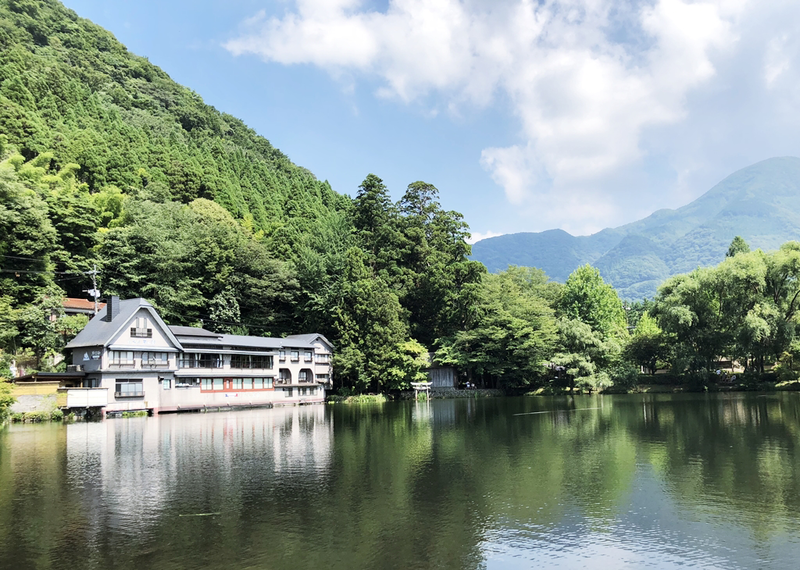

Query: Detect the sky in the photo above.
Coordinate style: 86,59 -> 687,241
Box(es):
61,0 -> 800,241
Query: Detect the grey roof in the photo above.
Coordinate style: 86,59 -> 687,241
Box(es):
66,298 -> 181,349
219,334 -> 286,349
285,333 -> 335,349
169,326 -> 221,338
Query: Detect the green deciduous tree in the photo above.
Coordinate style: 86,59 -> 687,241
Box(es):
558,265 -> 627,338
437,268 -> 557,388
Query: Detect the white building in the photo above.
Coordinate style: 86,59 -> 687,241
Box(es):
63,297 -> 333,416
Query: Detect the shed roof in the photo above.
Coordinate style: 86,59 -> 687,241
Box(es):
63,298 -> 106,311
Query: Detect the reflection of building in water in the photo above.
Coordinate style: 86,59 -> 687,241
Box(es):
65,406 -> 333,541
412,400 -> 433,425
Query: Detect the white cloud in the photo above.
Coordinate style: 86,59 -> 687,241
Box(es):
467,230 -> 503,244
225,0 -> 800,233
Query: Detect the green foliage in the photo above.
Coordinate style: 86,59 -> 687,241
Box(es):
653,242 -> 800,374
437,268 -> 557,388
121,410 -> 148,418
625,313 -> 669,374
0,377 -> 14,421
12,410 -> 64,423
726,236 -> 750,258
558,265 -> 627,337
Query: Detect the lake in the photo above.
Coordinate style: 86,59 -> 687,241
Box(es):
2,393 -> 800,569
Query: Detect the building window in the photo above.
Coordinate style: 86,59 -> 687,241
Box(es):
316,374 -> 330,382
230,355 -> 273,369
231,378 -> 243,390
284,388 -> 292,397
110,351 -> 134,368
278,369 -> 291,384
130,317 -> 153,338
299,369 -> 313,383
315,353 -> 330,363
142,352 -> 169,368
290,350 -> 299,362
279,350 -> 286,362
162,378 -> 171,390
252,378 -> 262,390
213,378 -> 224,391
304,350 -> 313,362
179,353 -> 222,369
264,377 -> 274,389
115,380 -> 143,398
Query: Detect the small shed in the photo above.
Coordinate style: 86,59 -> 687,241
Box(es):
427,367 -> 456,389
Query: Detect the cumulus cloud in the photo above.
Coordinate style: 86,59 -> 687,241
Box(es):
225,0 -> 800,233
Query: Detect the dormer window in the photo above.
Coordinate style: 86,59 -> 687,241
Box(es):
131,316 -> 152,338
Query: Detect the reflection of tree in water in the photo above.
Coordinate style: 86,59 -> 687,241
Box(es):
3,395 -> 800,568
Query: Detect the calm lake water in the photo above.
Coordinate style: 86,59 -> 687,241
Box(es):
2,393 -> 800,569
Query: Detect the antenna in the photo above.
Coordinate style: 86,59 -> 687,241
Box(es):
83,264 -> 100,314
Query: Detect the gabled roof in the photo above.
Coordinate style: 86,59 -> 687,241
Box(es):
65,298 -> 182,349
285,333 -> 335,350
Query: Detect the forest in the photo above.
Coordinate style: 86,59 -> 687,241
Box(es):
3,0 -> 800,414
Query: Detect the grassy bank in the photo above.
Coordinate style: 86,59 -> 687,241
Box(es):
327,394 -> 389,404
10,410 -> 64,423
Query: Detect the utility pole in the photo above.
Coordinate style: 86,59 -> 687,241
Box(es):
84,265 -> 100,314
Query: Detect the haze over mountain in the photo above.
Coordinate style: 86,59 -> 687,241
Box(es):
471,157 -> 800,300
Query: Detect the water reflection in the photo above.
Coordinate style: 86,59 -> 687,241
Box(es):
2,395 -> 800,569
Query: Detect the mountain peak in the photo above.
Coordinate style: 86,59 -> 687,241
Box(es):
472,157 -> 800,299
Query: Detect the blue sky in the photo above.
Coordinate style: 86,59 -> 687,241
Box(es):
61,0 -> 800,241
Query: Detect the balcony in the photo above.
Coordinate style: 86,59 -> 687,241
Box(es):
59,387 -> 108,408
115,391 -> 144,398
178,360 -> 222,369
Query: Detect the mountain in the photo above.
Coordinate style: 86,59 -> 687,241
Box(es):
472,157 -> 800,299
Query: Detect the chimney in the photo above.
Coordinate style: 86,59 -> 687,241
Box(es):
103,296 -> 120,322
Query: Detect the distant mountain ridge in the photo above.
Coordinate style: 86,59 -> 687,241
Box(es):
471,157 -> 800,299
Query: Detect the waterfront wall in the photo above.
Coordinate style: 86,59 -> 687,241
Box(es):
10,382 -> 64,413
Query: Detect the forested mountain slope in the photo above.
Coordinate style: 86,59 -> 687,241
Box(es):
0,0 -> 349,239
472,157 -> 800,299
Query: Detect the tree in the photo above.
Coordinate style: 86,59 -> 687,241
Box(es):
437,269 -> 557,388
0,160 -> 57,305
352,174 -> 400,276
625,313 -> 668,374
558,265 -> 627,338
331,248 -> 419,393
726,235 -> 750,258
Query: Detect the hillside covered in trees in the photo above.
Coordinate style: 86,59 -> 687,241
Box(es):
5,0 -> 800,404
